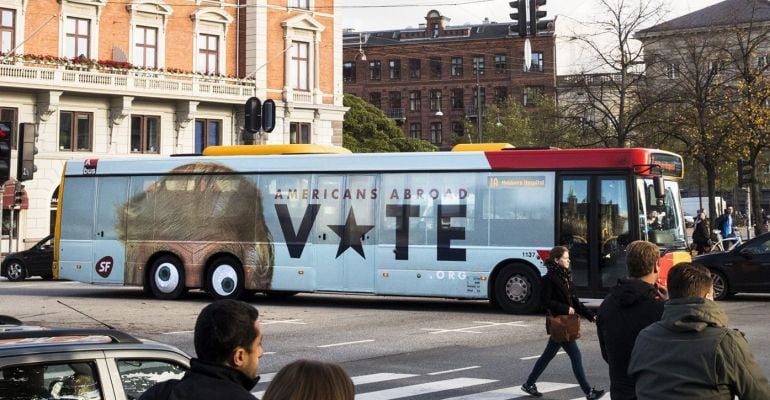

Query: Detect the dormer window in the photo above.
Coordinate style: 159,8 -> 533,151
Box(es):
432,23 -> 439,38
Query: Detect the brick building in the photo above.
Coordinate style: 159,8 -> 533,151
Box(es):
0,0 -> 346,251
342,10 -> 556,148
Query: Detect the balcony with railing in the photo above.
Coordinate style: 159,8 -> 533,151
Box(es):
387,108 -> 405,120
0,60 -> 255,103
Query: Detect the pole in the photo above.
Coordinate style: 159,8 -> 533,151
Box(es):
747,186 -> 752,240
0,184 -> 3,256
476,68 -> 482,143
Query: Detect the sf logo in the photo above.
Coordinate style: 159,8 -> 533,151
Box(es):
95,256 -> 114,278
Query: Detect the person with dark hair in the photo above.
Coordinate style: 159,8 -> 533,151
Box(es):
521,246 -> 605,400
596,241 -> 667,400
139,300 -> 263,400
262,359 -> 354,400
628,262 -> 770,399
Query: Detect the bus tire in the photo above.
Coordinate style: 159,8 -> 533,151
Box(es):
149,255 -> 186,300
206,256 -> 244,300
493,263 -> 541,314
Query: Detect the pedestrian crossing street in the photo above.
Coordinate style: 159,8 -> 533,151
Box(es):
252,371 -> 583,399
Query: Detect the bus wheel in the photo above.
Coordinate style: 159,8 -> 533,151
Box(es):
149,256 -> 186,300
493,264 -> 541,314
206,256 -> 244,300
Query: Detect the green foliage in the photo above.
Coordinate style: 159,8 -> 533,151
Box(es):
342,94 -> 437,153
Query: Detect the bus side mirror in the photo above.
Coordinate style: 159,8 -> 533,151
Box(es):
653,176 -> 665,199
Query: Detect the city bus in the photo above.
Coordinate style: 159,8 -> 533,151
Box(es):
53,144 -> 690,314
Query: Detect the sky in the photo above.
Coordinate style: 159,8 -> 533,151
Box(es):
339,0 -> 724,74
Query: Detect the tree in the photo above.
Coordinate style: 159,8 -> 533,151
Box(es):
342,94 -> 436,153
562,0 -> 668,147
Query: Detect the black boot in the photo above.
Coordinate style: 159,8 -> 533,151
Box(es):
520,383 -> 543,397
586,388 -> 605,400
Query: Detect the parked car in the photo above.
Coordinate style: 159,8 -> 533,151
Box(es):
0,317 -> 190,400
1,234 -> 53,281
694,231 -> 770,300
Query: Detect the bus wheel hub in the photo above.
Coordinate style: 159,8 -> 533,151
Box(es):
506,275 -> 529,302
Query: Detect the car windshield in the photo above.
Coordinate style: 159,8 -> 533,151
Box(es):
638,178 -> 687,249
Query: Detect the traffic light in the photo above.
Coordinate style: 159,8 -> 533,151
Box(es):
262,99 -> 276,133
529,0 -> 547,36
17,123 -> 37,182
510,1 -> 527,37
0,121 -> 11,184
738,159 -> 753,187
244,96 -> 262,134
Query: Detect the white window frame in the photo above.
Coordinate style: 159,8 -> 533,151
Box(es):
127,1 -> 172,70
291,41 -> 309,90
191,8 -> 233,75
281,14 -> 325,102
288,0 -> 313,10
0,0 -> 24,56
59,0 -> 105,60
665,63 -> 678,80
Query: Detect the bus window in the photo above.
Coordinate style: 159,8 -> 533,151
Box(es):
60,178 -> 95,240
638,178 -> 686,248
599,178 -> 630,289
485,172 -> 555,247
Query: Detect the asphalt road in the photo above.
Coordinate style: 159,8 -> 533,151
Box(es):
2,279 -> 770,399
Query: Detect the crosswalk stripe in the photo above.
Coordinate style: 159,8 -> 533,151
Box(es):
442,381 -> 579,400
353,373 -> 419,385
356,378 -> 497,400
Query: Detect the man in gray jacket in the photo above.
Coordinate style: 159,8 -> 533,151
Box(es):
628,262 -> 770,399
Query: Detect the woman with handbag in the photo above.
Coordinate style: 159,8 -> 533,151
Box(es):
520,246 -> 606,400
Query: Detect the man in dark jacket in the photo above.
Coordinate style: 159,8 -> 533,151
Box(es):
139,300 -> 263,400
628,262 -> 770,399
597,241 -> 666,400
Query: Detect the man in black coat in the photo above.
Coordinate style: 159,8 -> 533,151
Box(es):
596,241 -> 667,400
139,300 -> 263,400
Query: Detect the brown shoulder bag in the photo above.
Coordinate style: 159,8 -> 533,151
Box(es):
545,313 -> 581,342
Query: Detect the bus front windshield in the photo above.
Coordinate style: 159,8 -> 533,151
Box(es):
638,178 -> 687,250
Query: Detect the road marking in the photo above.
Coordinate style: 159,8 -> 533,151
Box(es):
357,377 -> 497,400
263,352 -> 276,355
521,351 -> 565,360
443,381 -> 579,400
422,321 -> 530,334
317,339 -> 375,348
261,319 -> 306,325
161,330 -> 193,335
259,372 -> 276,383
428,366 -> 480,376
353,373 -> 419,385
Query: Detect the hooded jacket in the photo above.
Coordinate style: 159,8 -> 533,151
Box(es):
628,297 -> 770,400
597,278 -> 665,400
138,358 -> 260,400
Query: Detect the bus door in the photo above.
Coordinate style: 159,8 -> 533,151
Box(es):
92,177 -> 129,284
558,175 -> 630,296
313,175 -> 344,290
58,177 -> 95,283
343,175 -> 377,292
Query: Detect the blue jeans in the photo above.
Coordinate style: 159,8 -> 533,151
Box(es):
525,338 -> 591,395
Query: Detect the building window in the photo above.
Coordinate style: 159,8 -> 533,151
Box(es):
194,119 -> 221,153
431,23 -> 439,38
409,123 -> 421,139
451,88 -> 464,109
473,87 -> 486,112
430,122 -> 442,144
130,115 -> 160,153
291,41 -> 309,90
389,91 -> 401,109
409,91 -> 421,112
473,56 -> 485,76
0,8 -> 15,54
429,90 -> 442,112
389,59 -> 401,80
451,57 -> 463,77
523,86 -> 543,107
369,92 -> 381,108
531,52 -> 544,72
452,121 -> 464,137
495,54 -> 507,73
289,0 -> 310,9
409,58 -> 421,79
65,17 -> 91,59
758,55 -> 768,69
665,63 -> 678,79
290,122 -> 311,144
59,111 -> 92,152
430,57 -> 441,79
134,26 -> 158,69
369,60 -> 381,80
197,33 -> 219,74
494,86 -> 508,103
0,108 -> 17,149
343,61 -> 355,82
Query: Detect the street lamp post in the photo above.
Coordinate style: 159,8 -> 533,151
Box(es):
476,66 -> 482,143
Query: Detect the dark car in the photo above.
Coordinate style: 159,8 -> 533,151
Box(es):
694,231 -> 770,300
0,317 -> 190,400
1,234 -> 53,281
